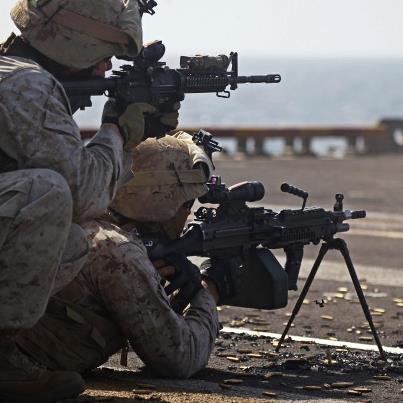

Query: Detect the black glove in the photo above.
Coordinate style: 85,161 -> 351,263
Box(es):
163,254 -> 202,314
200,257 -> 242,305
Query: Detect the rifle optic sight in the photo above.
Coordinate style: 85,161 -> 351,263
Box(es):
199,176 -> 265,204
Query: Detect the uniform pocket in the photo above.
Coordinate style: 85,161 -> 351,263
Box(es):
42,106 -> 78,138
0,172 -> 31,249
42,80 -> 76,137
0,174 -> 31,218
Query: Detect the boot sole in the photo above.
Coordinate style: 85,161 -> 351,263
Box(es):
0,379 -> 85,403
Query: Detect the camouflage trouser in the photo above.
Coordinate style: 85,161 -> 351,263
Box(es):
0,169 -> 88,329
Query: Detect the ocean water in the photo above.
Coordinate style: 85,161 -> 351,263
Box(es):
75,57 -> 403,154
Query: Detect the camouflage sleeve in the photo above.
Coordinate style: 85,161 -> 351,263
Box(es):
0,67 -> 128,222
84,224 -> 219,378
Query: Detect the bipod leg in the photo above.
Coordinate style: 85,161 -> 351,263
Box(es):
275,242 -> 329,352
336,238 -> 387,360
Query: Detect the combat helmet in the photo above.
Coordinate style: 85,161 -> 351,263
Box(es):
11,0 -> 143,69
110,132 -> 214,223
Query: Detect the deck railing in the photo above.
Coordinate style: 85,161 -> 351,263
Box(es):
81,118 -> 403,156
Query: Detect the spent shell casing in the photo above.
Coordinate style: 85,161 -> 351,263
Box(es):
216,352 -> 236,358
331,382 -> 354,388
373,375 -> 392,380
303,385 -> 322,391
247,353 -> 264,358
353,387 -> 372,393
263,391 -> 277,397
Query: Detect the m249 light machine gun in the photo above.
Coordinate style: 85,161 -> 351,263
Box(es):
147,177 -> 386,359
62,41 -> 281,134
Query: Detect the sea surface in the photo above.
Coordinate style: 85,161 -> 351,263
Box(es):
75,57 -> 403,154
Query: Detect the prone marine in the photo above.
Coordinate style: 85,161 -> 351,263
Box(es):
16,133 -> 236,383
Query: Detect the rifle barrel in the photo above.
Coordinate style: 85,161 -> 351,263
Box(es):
236,74 -> 281,84
351,210 -> 366,219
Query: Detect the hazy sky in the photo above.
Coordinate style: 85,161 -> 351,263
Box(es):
1,0 -> 403,58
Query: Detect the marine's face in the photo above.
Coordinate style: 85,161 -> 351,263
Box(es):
62,57 -> 113,79
92,58 -> 113,77
172,200 -> 194,239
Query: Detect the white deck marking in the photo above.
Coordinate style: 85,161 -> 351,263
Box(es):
222,326 -> 403,355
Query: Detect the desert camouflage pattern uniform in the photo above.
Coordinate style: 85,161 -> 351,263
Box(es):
17,220 -> 220,379
0,56 -> 129,329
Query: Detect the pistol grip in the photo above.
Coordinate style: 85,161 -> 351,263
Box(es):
284,244 -> 304,291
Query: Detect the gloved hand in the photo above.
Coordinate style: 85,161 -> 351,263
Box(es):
102,99 -> 157,149
144,101 -> 181,138
161,253 -> 202,314
200,257 -> 242,305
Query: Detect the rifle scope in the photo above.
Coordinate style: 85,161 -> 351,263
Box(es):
199,180 -> 265,204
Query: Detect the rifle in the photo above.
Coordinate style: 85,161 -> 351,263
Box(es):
146,176 -> 366,309
62,41 -> 281,134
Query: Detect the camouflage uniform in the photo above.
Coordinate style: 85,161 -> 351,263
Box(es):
17,134 -> 220,378
17,220 -> 220,378
0,55 -> 129,328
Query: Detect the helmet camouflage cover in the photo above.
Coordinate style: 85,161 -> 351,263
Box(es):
110,132 -> 214,222
11,0 -> 142,69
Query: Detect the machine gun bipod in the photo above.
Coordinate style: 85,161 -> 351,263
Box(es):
275,236 -> 387,360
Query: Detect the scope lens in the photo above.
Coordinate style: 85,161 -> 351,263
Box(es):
228,181 -> 265,202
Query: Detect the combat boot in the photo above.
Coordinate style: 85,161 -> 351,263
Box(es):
0,329 -> 85,403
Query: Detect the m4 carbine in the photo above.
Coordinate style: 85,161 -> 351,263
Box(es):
146,176 -> 365,310
62,41 -> 281,133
